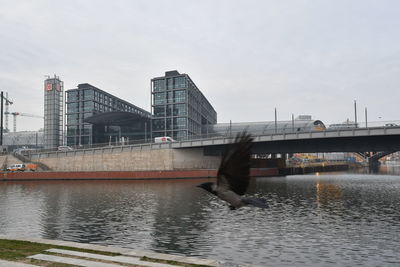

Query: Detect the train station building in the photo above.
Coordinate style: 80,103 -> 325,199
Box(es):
151,70 -> 217,140
64,70 -> 217,147
65,83 -> 151,147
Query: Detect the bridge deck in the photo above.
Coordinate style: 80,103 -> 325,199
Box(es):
28,126 -> 400,160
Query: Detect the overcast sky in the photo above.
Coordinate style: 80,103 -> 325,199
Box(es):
1,0 -> 399,131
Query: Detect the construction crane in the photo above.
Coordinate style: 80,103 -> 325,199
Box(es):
10,112 -> 43,132
2,93 -> 13,132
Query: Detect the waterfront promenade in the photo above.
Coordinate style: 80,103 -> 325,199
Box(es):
0,236 -> 258,267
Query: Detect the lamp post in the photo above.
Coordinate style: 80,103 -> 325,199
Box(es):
354,100 -> 358,128
144,121 -> 147,143
0,91 -> 3,146
229,120 -> 232,138
291,113 -> 294,133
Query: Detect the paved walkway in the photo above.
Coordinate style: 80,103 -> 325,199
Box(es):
0,235 -> 259,267
0,259 -> 38,267
28,248 -> 179,267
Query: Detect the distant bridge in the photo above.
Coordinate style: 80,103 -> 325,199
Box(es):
29,126 -> 400,165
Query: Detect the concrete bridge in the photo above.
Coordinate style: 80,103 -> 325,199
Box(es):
26,126 -> 400,171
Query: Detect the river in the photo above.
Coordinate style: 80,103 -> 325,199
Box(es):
1,165 -> 400,266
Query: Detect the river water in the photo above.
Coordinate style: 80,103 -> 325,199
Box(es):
1,165 -> 400,266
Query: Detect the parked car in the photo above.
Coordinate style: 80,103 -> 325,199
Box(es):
6,164 -> 26,172
57,146 -> 73,151
385,123 -> 397,127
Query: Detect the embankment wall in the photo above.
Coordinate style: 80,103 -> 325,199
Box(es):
35,148 -> 220,171
0,155 -> 23,168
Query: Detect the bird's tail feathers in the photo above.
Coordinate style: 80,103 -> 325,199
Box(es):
242,197 -> 269,208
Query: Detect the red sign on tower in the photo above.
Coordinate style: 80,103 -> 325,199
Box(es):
45,83 -> 53,91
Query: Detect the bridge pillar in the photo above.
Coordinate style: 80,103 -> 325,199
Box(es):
368,158 -> 381,168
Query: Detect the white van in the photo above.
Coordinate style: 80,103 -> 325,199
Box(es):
6,164 -> 25,172
58,146 -> 73,151
154,136 -> 175,143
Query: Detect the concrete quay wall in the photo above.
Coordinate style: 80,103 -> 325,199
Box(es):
35,148 -> 220,172
0,155 -> 23,168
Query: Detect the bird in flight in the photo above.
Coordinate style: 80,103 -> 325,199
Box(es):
197,132 -> 268,209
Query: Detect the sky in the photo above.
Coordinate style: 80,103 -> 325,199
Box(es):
0,0 -> 399,131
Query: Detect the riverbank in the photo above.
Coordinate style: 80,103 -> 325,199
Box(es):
0,162 -> 360,181
0,236 -> 257,267
280,163 -> 351,175
0,168 -> 279,181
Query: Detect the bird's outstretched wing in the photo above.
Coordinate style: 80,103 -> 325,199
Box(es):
217,132 -> 253,195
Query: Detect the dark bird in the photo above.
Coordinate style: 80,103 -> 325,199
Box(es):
197,132 -> 268,209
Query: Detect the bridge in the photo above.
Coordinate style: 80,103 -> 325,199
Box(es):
28,126 -> 400,167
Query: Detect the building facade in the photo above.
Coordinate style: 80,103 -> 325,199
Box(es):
44,75 -> 63,149
66,83 -> 151,147
151,70 -> 217,140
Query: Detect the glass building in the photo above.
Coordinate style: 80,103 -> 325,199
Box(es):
66,83 -> 151,147
151,70 -> 217,140
44,75 -> 63,149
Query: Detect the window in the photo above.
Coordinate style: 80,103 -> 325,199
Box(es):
67,102 -> 78,113
152,119 -> 165,131
174,130 -> 187,139
67,126 -> 77,136
154,92 -> 166,105
167,78 -> 173,90
67,137 -> 75,146
166,118 -> 172,130
173,104 -> 187,116
83,112 -> 93,119
81,136 -> 90,145
174,90 -> 186,103
67,114 -> 78,124
67,91 -> 78,102
174,76 -> 186,89
83,101 -> 94,112
81,125 -> 91,135
166,105 -> 173,116
173,117 -> 187,129
153,79 -> 165,92
84,89 -> 94,100
153,106 -> 165,117
167,91 -> 173,103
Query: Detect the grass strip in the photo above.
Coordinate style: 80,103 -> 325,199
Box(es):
0,239 -> 120,263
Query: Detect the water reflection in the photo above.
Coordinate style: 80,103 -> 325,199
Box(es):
1,169 -> 400,266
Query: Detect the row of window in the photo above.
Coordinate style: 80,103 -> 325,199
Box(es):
67,136 -> 91,146
152,117 -> 187,131
67,113 -> 94,125
67,126 -> 92,136
67,89 -> 144,115
66,101 -> 143,114
188,118 -> 201,135
153,90 -> 186,105
152,77 -> 186,92
153,104 -> 187,117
